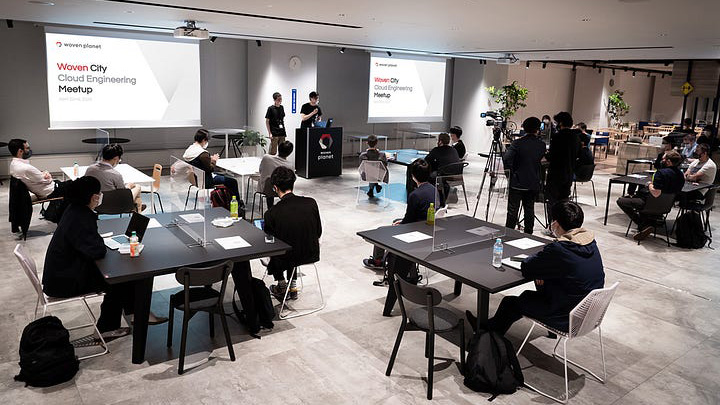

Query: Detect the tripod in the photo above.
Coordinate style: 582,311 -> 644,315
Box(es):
473,130 -> 505,220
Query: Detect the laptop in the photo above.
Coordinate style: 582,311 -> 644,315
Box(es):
111,212 -> 151,243
253,219 -> 265,231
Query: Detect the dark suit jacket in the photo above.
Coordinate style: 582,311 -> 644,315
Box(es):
402,182 -> 435,224
546,128 -> 582,183
453,140 -> 466,160
42,204 -> 106,298
264,193 -> 322,266
425,145 -> 460,173
503,134 -> 547,191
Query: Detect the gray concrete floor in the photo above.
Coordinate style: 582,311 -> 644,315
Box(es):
1,153 -> 719,404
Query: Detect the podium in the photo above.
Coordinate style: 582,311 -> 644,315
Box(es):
295,127 -> 343,179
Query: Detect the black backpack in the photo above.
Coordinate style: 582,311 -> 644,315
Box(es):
232,278 -> 275,337
14,316 -> 79,387
675,211 -> 709,249
464,329 -> 524,400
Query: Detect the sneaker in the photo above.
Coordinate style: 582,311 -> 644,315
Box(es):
100,327 -> 132,340
372,277 -> 388,287
140,204 -> 147,212
363,257 -> 384,270
270,281 -> 289,300
375,184 -> 382,193
128,312 -> 169,325
633,226 -> 654,241
287,281 -> 298,300
367,189 -> 374,198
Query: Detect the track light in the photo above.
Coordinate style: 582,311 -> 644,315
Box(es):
572,63 -> 577,71
339,47 -> 345,53
632,71 -> 636,77
598,68 -> 602,74
526,61 -> 530,69
647,72 -> 651,78
661,73 -> 665,78
542,62 -> 547,69
209,36 -> 217,43
386,51 -> 392,57
612,68 -> 615,76
256,40 -> 262,47
592,62 -> 597,69
6,19 -> 13,29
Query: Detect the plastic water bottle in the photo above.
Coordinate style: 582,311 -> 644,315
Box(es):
129,231 -> 139,257
73,161 -> 79,177
492,238 -> 503,268
230,196 -> 239,219
426,203 -> 435,225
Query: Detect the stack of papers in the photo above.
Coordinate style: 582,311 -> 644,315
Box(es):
215,236 -> 251,250
179,213 -> 205,223
392,231 -> 432,243
505,238 -> 545,250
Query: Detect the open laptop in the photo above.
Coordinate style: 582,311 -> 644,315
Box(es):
105,212 -> 151,249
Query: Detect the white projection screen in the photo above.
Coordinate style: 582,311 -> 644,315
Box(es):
45,28 -> 201,129
368,53 -> 447,123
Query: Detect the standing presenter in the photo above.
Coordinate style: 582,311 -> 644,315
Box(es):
299,91 -> 322,129
265,92 -> 287,155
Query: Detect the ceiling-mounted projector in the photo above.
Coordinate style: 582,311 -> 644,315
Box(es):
496,54 -> 519,65
173,20 -> 209,40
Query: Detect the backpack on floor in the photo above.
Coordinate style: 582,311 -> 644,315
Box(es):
14,316 -> 79,387
675,211 -> 708,249
232,277 -> 275,337
463,329 -> 524,401
210,185 -> 232,210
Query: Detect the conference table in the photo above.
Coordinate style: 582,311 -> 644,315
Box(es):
385,149 -> 429,196
348,134 -> 388,155
602,174 -> 714,225
215,157 -> 263,201
96,207 -> 291,364
61,163 -> 157,212
209,128 -> 245,158
357,215 -> 549,330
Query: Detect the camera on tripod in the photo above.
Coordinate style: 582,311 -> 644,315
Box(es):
481,111 -> 506,140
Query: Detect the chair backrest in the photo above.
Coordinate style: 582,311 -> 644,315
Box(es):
358,160 -> 388,184
569,282 -> 619,338
13,244 -> 45,301
438,161 -> 468,176
702,185 -> 718,210
394,275 -> 442,307
95,189 -> 136,215
175,260 -> 234,309
9,177 -> 32,229
641,192 -> 676,216
574,164 -> 596,182
152,164 -> 162,190
461,152 -> 469,161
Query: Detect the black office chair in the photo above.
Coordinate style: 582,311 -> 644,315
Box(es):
95,189 -> 136,216
573,164 -> 597,206
166,260 -> 235,374
673,185 -> 718,238
385,275 -> 465,400
625,192 -> 677,246
437,161 -> 470,210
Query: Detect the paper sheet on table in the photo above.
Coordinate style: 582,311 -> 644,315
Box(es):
466,226 -> 498,237
627,174 -> 647,179
215,236 -> 251,250
501,258 -> 522,270
505,238 -> 545,250
392,231 -> 432,243
179,213 -> 205,223
147,218 -> 162,229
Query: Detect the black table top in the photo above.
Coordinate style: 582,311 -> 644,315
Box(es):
82,137 -> 130,144
97,208 -> 290,284
385,149 -> 428,166
357,215 -> 549,293
610,174 -> 712,193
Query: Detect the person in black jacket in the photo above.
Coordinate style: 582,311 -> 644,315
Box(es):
182,129 -> 240,199
359,135 -> 389,198
468,201 -> 605,334
425,133 -> 460,175
504,117 -> 547,234
545,112 -> 581,226
449,126 -> 466,160
42,177 -> 166,339
264,166 -> 322,300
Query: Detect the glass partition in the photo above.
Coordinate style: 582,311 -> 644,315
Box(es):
433,174 -> 504,252
167,156 -> 209,247
95,129 -> 109,161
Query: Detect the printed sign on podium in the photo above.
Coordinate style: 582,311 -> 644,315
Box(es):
295,127 -> 343,179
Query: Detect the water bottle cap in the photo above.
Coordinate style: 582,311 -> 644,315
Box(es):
496,238 -> 501,242
132,231 -> 137,235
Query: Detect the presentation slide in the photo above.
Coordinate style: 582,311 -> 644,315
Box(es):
368,54 -> 446,123
45,30 -> 201,129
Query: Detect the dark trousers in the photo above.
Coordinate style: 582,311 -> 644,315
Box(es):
268,257 -> 296,282
506,188 -> 538,234
488,290 -> 568,335
487,295 -> 524,335
545,177 -> 572,224
213,174 -> 240,200
230,261 -> 258,331
383,254 -> 418,316
617,195 -> 647,228
266,195 -> 275,209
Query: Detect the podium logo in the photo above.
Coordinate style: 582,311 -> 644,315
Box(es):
319,133 -> 333,150
56,41 -> 62,47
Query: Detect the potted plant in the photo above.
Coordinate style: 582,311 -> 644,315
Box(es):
240,129 -> 267,156
486,81 -> 529,126
607,90 -> 630,128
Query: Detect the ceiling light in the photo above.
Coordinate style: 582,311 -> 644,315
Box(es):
612,69 -> 615,75
209,36 -> 217,43
339,47 -> 345,53
581,18 -> 591,22
572,63 -> 577,71
592,62 -> 597,69
632,71 -> 636,77
386,51 -> 392,57
598,68 -> 602,74
662,73 -> 665,78
647,72 -> 651,77
28,1 -> 55,5
526,61 -> 530,69
256,40 -> 262,47
542,62 -> 547,69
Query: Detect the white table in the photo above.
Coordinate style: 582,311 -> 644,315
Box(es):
61,163 -> 156,212
209,128 -> 245,158
349,134 -> 389,155
215,157 -> 262,200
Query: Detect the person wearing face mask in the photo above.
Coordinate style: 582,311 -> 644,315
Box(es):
182,128 -> 240,199
539,114 -> 556,143
85,144 -> 144,213
466,201 -> 605,335
681,133 -> 698,161
42,176 -> 167,340
8,138 -> 69,200
263,167 -> 322,300
696,125 -> 719,153
683,143 -> 717,201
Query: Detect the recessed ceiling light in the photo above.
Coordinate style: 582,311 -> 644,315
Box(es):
581,18 -> 591,22
28,1 -> 55,5
658,33 -> 668,37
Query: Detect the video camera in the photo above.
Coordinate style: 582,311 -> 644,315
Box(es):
481,111 -> 506,141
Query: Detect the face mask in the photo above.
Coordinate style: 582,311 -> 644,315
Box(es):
22,149 -> 32,159
202,142 -> 208,150
96,192 -> 103,207
550,221 -> 561,238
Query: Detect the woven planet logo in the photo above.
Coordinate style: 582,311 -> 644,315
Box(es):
319,133 -> 333,150
56,41 -> 62,47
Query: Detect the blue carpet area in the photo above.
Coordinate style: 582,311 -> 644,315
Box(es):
357,183 -> 407,203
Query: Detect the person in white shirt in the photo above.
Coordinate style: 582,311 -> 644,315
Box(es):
85,144 -> 144,212
258,141 -> 294,208
684,143 -> 717,201
8,138 -> 66,199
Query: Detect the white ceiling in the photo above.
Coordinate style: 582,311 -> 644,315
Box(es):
1,0 -> 719,61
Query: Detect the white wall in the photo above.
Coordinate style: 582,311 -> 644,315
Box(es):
247,41 -> 318,165
450,60 -> 508,155
508,64 -> 575,125
572,68 -> 606,128
650,74 -> 683,123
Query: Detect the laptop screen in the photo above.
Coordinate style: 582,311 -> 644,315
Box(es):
125,212 -> 150,242
253,219 -> 265,231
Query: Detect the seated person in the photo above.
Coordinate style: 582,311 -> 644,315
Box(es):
468,201 -> 604,334
8,138 -> 68,199
182,129 -> 240,198
85,144 -> 144,212
684,143 -> 717,201
449,126 -> 466,160
258,140 -> 294,208
42,176 -> 166,339
628,136 -> 674,195
575,122 -> 594,166
425,132 -> 460,177
697,125 -> 719,153
359,135 -> 389,198
617,150 -> 685,241
681,133 -> 698,161
680,117 -> 695,134
264,167 -> 322,300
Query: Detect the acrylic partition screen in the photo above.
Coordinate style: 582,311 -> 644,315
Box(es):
95,129 -> 109,161
168,156 -> 208,247
432,174 -> 505,252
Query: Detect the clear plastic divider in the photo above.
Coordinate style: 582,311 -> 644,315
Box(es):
95,129 -> 109,162
168,156 -> 209,247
